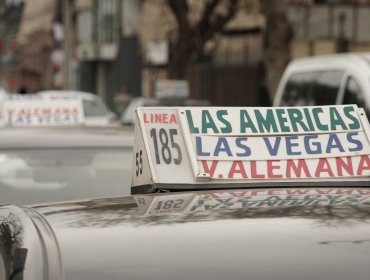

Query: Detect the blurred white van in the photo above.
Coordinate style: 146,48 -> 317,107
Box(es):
38,90 -> 117,126
273,53 -> 370,114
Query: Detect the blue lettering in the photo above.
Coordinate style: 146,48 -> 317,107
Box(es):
326,134 -> 344,153
304,135 -> 322,154
235,138 -> 251,156
196,136 -> 210,156
263,137 -> 281,156
214,137 -> 232,156
347,132 -> 363,152
285,136 -> 301,155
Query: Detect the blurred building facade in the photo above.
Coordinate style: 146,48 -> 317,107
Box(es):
1,0 -> 142,111
288,0 -> 370,57
2,0 -> 370,105
0,0 -> 24,92
140,0 -> 266,106
73,0 -> 142,109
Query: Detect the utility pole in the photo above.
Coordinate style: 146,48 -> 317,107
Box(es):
63,0 -> 73,90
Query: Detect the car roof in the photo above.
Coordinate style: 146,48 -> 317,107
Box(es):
29,188 -> 370,280
287,52 -> 370,70
38,90 -> 100,101
0,126 -> 134,149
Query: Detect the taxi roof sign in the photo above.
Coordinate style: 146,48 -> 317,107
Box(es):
1,94 -> 85,126
131,105 -> 370,194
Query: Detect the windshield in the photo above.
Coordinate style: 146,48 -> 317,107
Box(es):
0,148 -> 132,205
83,99 -> 109,117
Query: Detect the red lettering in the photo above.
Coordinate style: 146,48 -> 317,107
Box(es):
229,191 -> 248,197
201,160 -> 219,177
163,114 -> 168,123
7,109 -> 15,117
267,160 -> 282,179
143,113 -> 149,123
42,109 -> 51,115
335,189 -> 353,195
251,190 -> 267,196
358,189 -> 370,195
143,113 -> 177,124
155,113 -> 161,123
267,190 -> 282,195
228,161 -> 248,179
336,157 -> 353,176
315,158 -> 334,177
170,114 -> 177,124
357,155 -> 370,175
286,189 -> 310,195
200,193 -> 220,200
250,161 -> 265,179
315,189 -> 332,194
286,159 -> 311,178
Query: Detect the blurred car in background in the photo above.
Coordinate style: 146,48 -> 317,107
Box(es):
0,126 -> 133,205
273,53 -> 370,114
0,87 -> 7,102
121,97 -> 212,125
38,90 -> 118,126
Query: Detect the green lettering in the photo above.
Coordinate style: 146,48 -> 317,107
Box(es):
287,108 -> 309,132
217,110 -> 232,133
202,110 -> 219,133
275,109 -> 290,132
254,109 -> 278,133
330,107 -> 348,130
312,108 -> 328,131
185,110 -> 199,133
240,110 -> 257,133
343,105 -> 360,130
303,108 -> 315,131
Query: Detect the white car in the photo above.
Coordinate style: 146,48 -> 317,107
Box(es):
38,90 -> 118,126
273,53 -> 370,115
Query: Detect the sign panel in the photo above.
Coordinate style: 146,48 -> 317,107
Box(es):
132,105 -> 370,190
2,94 -> 85,126
155,80 -> 189,99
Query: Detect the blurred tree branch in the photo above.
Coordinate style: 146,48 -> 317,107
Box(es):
166,0 -> 240,79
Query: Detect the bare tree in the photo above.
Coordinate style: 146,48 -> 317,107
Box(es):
167,0 -> 240,79
260,0 -> 293,99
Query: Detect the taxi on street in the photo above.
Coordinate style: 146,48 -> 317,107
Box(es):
1,105 -> 370,280
0,94 -> 133,205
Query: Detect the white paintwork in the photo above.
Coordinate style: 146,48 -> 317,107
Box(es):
273,53 -> 370,109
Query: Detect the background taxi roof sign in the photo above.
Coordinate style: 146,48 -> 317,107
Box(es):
131,105 -> 370,194
1,94 -> 85,126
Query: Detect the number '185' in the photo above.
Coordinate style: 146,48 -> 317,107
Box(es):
150,128 -> 182,165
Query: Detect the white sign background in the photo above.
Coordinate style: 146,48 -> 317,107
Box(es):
2,95 -> 85,126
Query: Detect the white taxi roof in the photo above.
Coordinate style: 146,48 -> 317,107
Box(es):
285,52 -> 370,72
38,90 -> 100,101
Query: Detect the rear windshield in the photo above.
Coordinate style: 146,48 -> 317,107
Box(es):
280,70 -> 344,106
83,99 -> 108,117
0,148 -> 132,205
